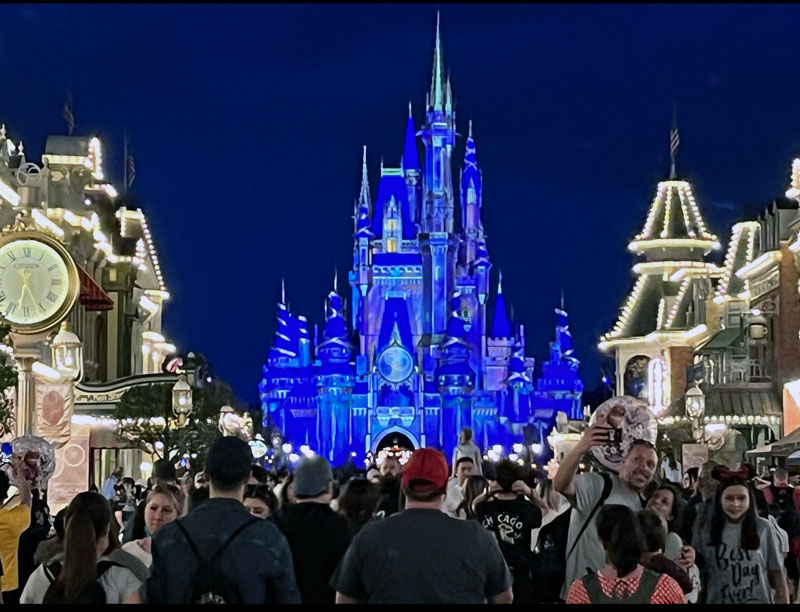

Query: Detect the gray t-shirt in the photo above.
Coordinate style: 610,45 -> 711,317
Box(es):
562,472 -> 644,598
692,516 -> 782,604
330,508 -> 511,603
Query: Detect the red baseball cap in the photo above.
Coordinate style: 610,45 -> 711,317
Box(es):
401,448 -> 449,492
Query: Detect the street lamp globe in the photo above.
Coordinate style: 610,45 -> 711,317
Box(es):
51,321 -> 82,381
172,374 -> 193,426
685,384 -> 705,419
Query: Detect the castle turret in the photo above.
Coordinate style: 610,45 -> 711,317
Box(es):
461,120 -> 483,265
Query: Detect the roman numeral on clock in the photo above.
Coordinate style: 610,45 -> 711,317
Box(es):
22,306 -> 29,318
5,303 -> 16,315
47,264 -> 57,272
47,292 -> 58,303
7,252 -> 16,261
51,278 -> 62,286
22,247 -> 31,258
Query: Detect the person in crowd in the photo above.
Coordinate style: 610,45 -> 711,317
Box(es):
331,447 -> 513,604
16,492 -> 50,602
145,436 -> 300,604
187,483 -> 210,513
0,455 -> 32,603
118,477 -> 137,527
684,460 -> 718,536
474,459 -> 542,604
755,491 -> 796,599
554,424 -> 659,599
193,472 -> 208,489
243,484 -> 279,519
691,465 -> 788,604
566,504 -> 685,603
441,456 -> 475,518
374,456 -> 402,519
121,483 -> 185,568
21,492 -> 142,603
455,474 -> 488,521
646,483 -> 687,539
33,508 -> 66,567
452,427 -> 483,475
274,472 -> 296,508
660,447 -> 682,484
531,471 -> 572,604
101,466 -> 124,501
123,459 -> 178,544
762,466 -> 800,581
247,465 -> 269,486
365,465 -> 381,484
337,478 -> 380,535
682,467 -> 699,499
270,456 -> 352,604
636,508 -> 693,594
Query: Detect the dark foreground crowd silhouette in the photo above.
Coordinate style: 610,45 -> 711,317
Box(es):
0,425 -> 794,604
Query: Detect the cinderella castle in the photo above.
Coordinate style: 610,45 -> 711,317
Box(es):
259,19 -> 584,467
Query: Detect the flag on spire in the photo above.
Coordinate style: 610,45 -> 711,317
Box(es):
62,93 -> 75,135
669,104 -> 679,179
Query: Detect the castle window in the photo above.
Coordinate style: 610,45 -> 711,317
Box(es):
386,238 -> 398,253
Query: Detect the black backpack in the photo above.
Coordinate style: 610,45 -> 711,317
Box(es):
530,472 -> 613,602
174,517 -> 259,604
42,559 -> 121,604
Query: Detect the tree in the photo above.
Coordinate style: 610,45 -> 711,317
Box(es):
0,324 -> 18,438
115,378 -> 235,472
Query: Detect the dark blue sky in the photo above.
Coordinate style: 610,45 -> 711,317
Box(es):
2,4 -> 799,404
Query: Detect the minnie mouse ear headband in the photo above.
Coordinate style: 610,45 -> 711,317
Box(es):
711,464 -> 756,487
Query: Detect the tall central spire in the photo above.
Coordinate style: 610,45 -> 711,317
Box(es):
430,12 -> 446,111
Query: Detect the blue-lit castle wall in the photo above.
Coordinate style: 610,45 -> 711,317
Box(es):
259,28 -> 584,467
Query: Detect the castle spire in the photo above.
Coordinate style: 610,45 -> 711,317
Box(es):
281,277 -> 286,305
491,271 -> 512,338
359,145 -> 370,211
403,102 -> 419,172
430,12 -> 446,111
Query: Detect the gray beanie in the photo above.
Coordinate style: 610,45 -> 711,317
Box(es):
292,456 -> 333,497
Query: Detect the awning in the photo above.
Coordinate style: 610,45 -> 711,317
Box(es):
787,450 -> 800,467
78,266 -> 113,311
746,443 -> 774,456
770,426 -> 800,457
698,327 -> 743,351
704,387 -> 782,418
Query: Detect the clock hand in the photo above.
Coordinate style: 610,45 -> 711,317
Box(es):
17,270 -> 30,305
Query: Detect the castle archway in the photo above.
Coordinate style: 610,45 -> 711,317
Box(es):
372,427 -> 418,453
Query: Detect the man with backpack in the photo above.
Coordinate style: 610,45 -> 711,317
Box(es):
554,425 -> 658,600
144,437 -> 301,604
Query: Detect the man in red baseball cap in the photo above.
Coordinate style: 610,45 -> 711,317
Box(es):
331,448 -> 512,604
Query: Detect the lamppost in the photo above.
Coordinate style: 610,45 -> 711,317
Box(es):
172,374 -> 193,427
51,322 -> 82,382
685,384 -> 706,442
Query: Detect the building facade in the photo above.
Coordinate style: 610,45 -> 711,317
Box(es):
0,127 -> 179,505
259,23 -> 584,467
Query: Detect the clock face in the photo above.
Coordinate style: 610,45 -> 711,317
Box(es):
377,346 -> 413,383
0,239 -> 71,326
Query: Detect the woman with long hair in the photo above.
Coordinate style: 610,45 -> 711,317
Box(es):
566,504 -> 685,603
121,483 -> 185,568
337,478 -> 380,534
454,474 -> 488,520
243,484 -> 279,519
691,465 -> 788,604
20,492 -> 142,603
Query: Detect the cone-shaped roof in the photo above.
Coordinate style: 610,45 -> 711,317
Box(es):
491,272 -> 512,338
429,13 -> 446,111
402,103 -> 419,172
629,180 -> 719,254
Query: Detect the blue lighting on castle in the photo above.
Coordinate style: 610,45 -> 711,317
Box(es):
259,20 -> 583,467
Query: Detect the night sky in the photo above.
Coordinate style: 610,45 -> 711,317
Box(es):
2,4 -> 800,405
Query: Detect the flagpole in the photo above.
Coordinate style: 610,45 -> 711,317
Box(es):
123,131 -> 128,196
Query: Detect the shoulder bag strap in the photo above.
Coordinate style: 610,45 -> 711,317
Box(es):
174,518 -> 206,564
567,472 -> 613,559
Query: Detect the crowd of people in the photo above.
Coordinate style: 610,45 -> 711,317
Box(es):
0,424 -> 797,603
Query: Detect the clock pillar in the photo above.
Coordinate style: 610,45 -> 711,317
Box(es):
10,336 -> 43,437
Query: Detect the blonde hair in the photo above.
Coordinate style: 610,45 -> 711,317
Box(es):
146,482 -> 185,516
460,427 -> 473,445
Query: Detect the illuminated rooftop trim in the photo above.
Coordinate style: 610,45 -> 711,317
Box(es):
599,325 -> 708,351
0,178 -> 20,207
628,238 -> 721,252
736,250 -> 781,280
